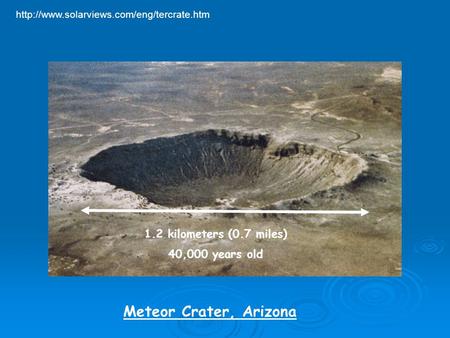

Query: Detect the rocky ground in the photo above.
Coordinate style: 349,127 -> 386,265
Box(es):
48,62 -> 401,276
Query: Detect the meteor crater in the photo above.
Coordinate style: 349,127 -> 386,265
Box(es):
80,129 -> 366,208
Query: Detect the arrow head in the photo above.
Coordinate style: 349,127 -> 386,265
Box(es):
361,208 -> 369,216
82,206 -> 90,215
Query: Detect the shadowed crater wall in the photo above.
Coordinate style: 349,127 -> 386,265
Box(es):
80,130 -> 366,207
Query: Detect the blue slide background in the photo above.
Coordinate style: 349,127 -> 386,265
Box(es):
2,0 -> 449,336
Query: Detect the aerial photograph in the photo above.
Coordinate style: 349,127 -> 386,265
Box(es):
48,62 -> 402,276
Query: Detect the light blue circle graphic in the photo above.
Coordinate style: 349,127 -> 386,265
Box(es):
286,298 -> 333,330
415,237 -> 446,255
323,269 -> 424,324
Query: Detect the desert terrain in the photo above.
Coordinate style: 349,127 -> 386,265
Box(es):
48,62 -> 401,276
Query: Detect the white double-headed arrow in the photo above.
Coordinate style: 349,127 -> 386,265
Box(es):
82,206 -> 369,216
